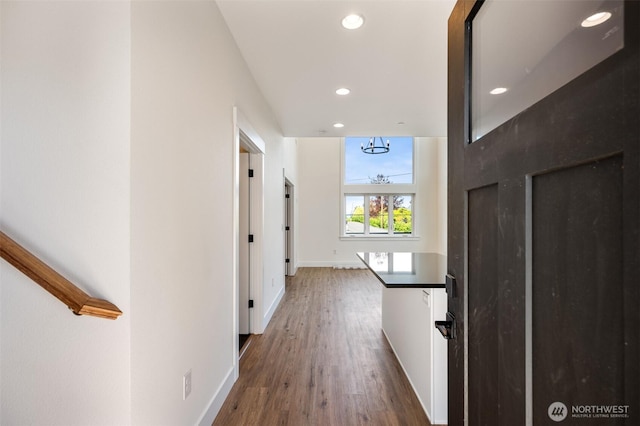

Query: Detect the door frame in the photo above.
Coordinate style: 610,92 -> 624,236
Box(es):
284,178 -> 296,276
239,151 -> 250,335
232,107 -> 265,379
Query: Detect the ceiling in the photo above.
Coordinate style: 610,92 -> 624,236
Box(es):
216,0 -> 457,138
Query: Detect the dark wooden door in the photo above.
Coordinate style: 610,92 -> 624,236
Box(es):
447,1 -> 639,425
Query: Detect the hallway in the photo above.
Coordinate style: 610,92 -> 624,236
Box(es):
213,267 -> 434,425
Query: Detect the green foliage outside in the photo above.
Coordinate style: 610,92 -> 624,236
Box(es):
393,207 -> 412,233
346,206 -> 412,233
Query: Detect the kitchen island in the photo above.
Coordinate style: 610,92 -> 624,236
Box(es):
357,252 -> 448,425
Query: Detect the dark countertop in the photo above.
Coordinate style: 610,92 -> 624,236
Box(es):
357,252 -> 447,288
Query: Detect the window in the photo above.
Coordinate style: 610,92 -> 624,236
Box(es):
344,137 -> 413,184
344,195 -> 413,235
470,0 -> 624,142
342,137 -> 416,237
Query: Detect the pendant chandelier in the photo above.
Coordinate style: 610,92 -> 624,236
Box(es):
361,137 -> 390,154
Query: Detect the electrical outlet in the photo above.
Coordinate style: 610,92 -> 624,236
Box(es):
183,370 -> 192,400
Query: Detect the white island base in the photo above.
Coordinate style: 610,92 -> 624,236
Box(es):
381,286 -> 448,425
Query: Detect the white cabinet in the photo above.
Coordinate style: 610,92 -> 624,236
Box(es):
381,287 -> 448,424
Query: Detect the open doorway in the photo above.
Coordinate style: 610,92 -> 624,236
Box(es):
233,107 -> 265,379
284,179 -> 295,276
238,148 -> 251,354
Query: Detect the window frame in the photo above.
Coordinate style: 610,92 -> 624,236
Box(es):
340,137 -> 418,239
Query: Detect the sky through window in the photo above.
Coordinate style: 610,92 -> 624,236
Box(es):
344,136 -> 413,185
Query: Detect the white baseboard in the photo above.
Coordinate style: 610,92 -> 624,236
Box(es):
262,284 -> 285,331
288,263 -> 299,276
197,366 -> 235,426
196,286 -> 285,425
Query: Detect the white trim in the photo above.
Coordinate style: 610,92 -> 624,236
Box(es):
196,366 -> 235,426
249,152 -> 265,334
262,284 -> 285,331
231,108 -> 240,380
284,176 -> 296,276
236,109 -> 265,154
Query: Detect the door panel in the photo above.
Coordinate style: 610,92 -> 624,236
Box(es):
468,184 -> 499,425
533,156 -> 624,422
447,1 -> 639,425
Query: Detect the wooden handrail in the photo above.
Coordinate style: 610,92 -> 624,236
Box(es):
0,231 -> 122,320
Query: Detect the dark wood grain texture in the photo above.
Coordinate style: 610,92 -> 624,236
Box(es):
213,268 -> 440,426
467,184 -> 499,426
448,0 -> 639,424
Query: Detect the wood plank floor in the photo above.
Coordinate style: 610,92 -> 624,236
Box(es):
213,267 -> 435,425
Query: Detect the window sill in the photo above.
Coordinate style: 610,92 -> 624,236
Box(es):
339,235 -> 420,241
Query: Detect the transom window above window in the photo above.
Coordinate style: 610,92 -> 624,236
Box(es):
344,136 -> 413,184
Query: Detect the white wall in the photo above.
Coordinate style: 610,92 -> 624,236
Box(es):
1,1 -> 444,423
284,138 -> 298,182
1,1 -> 285,424
1,2 -> 131,424
435,136 -> 448,254
131,2 -> 284,425
296,137 -> 446,267
260,129 -> 287,329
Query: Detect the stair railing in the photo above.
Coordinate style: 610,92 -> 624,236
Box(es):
0,231 -> 122,320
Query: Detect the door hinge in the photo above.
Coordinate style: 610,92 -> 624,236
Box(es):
248,299 -> 254,308
285,194 -> 290,198
285,258 -> 290,263
285,226 -> 290,231
248,234 -> 254,243
248,169 -> 254,178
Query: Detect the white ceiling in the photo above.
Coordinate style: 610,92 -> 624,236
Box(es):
216,0 -> 456,138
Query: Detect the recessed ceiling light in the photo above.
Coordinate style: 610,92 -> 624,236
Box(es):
581,11 -> 612,27
336,88 -> 351,96
490,87 -> 508,95
333,123 -> 345,128
342,14 -> 364,30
